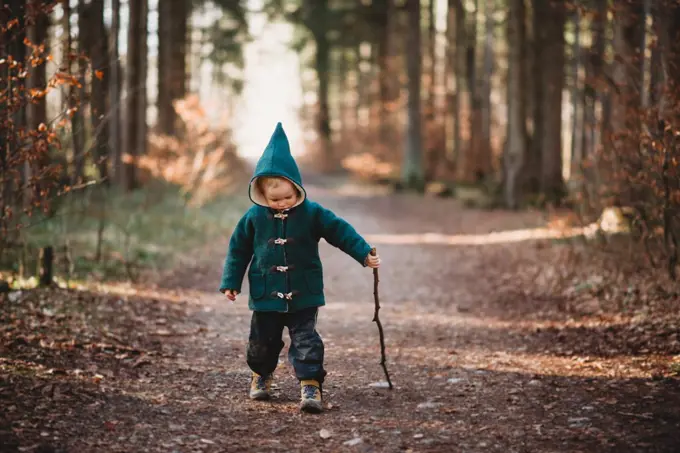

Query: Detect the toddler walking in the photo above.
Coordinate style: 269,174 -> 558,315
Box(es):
219,122 -> 380,413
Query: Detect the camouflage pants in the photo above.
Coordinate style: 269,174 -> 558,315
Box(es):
246,307 -> 326,384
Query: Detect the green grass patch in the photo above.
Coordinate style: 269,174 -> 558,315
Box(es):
1,181 -> 250,285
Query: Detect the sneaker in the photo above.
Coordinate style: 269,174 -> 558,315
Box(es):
300,379 -> 323,413
249,372 -> 273,400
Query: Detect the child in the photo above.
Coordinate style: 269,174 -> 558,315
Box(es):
219,122 -> 381,414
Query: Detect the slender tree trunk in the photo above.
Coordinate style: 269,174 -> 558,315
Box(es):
109,0 -> 122,184
445,0 -> 460,169
539,0 -> 566,202
648,34 -> 663,109
527,0 -> 544,194
610,0 -> 644,195
308,0 -> 332,169
26,0 -> 48,202
425,0 -> 436,174
582,0 -> 607,180
465,0 -> 489,181
72,0 -> 87,184
354,43 -> 363,130
0,3 -> 8,222
570,11 -> 584,184
26,0 -> 47,131
582,1 -> 601,162
640,0 -> 651,109
402,0 -> 424,189
454,0 -> 466,174
504,0 -> 528,209
138,0 -> 148,158
2,0 -> 26,210
480,0 -> 494,176
88,0 -> 109,182
158,0 -> 188,136
123,0 -> 147,191
376,0 -> 396,151
337,48 -> 353,146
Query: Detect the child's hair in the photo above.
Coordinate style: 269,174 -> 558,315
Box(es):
257,176 -> 301,196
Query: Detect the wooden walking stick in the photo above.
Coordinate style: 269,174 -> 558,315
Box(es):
370,248 -> 393,389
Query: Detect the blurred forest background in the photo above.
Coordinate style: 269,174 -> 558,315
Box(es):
1,0 -> 680,286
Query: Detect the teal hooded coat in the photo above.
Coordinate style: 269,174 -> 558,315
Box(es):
219,122 -> 372,312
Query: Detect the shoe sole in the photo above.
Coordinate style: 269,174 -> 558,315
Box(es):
300,401 -> 323,414
249,391 -> 271,401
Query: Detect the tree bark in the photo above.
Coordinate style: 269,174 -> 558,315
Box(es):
610,0 -> 644,185
72,0 -> 87,184
480,0 -> 494,177
26,0 -> 48,202
465,0 -> 490,181
109,0 -> 122,184
537,0 -> 566,203
88,0 -> 110,182
445,0 -> 460,169
425,0 -> 436,159
570,11 -> 585,182
527,0 -> 544,194
503,0 -> 528,209
123,0 -> 147,191
26,0 -> 47,131
582,0 -> 606,162
402,0 -> 424,189
654,0 -> 680,129
158,0 -> 188,136
375,0 -> 395,149
138,0 -> 148,158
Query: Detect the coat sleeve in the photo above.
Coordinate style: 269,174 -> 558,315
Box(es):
314,203 -> 372,266
219,211 -> 254,293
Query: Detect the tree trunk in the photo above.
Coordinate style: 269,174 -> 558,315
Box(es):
424,0 -> 436,172
453,0 -> 466,174
123,0 -> 147,191
648,33 -> 663,109
38,246 -> 53,287
610,0 -> 644,189
158,0 -> 188,136
26,0 -> 47,131
445,0 -> 460,169
503,0 -> 528,209
402,0 -> 424,189
109,0 -> 122,184
337,48 -> 353,147
308,0 -> 332,169
72,0 -> 87,184
653,1 -> 680,128
88,0 -> 110,182
138,0 -> 148,158
640,0 -> 651,109
527,0 -> 545,194
375,0 -> 397,151
570,11 -> 584,185
538,0 -> 566,202
0,0 -> 26,214
480,0 -> 494,177
465,0 -> 489,181
26,0 -> 49,202
582,0 -> 604,160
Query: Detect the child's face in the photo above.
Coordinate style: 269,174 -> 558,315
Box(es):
263,179 -> 298,210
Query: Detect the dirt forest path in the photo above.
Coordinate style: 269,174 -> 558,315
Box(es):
149,177 -> 680,453
3,177 -> 680,453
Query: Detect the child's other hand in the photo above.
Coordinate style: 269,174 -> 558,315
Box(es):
365,253 -> 381,269
224,289 -> 239,301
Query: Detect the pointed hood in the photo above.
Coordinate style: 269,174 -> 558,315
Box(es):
249,122 -> 306,207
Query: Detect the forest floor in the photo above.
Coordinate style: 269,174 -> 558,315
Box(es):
2,175 -> 680,453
